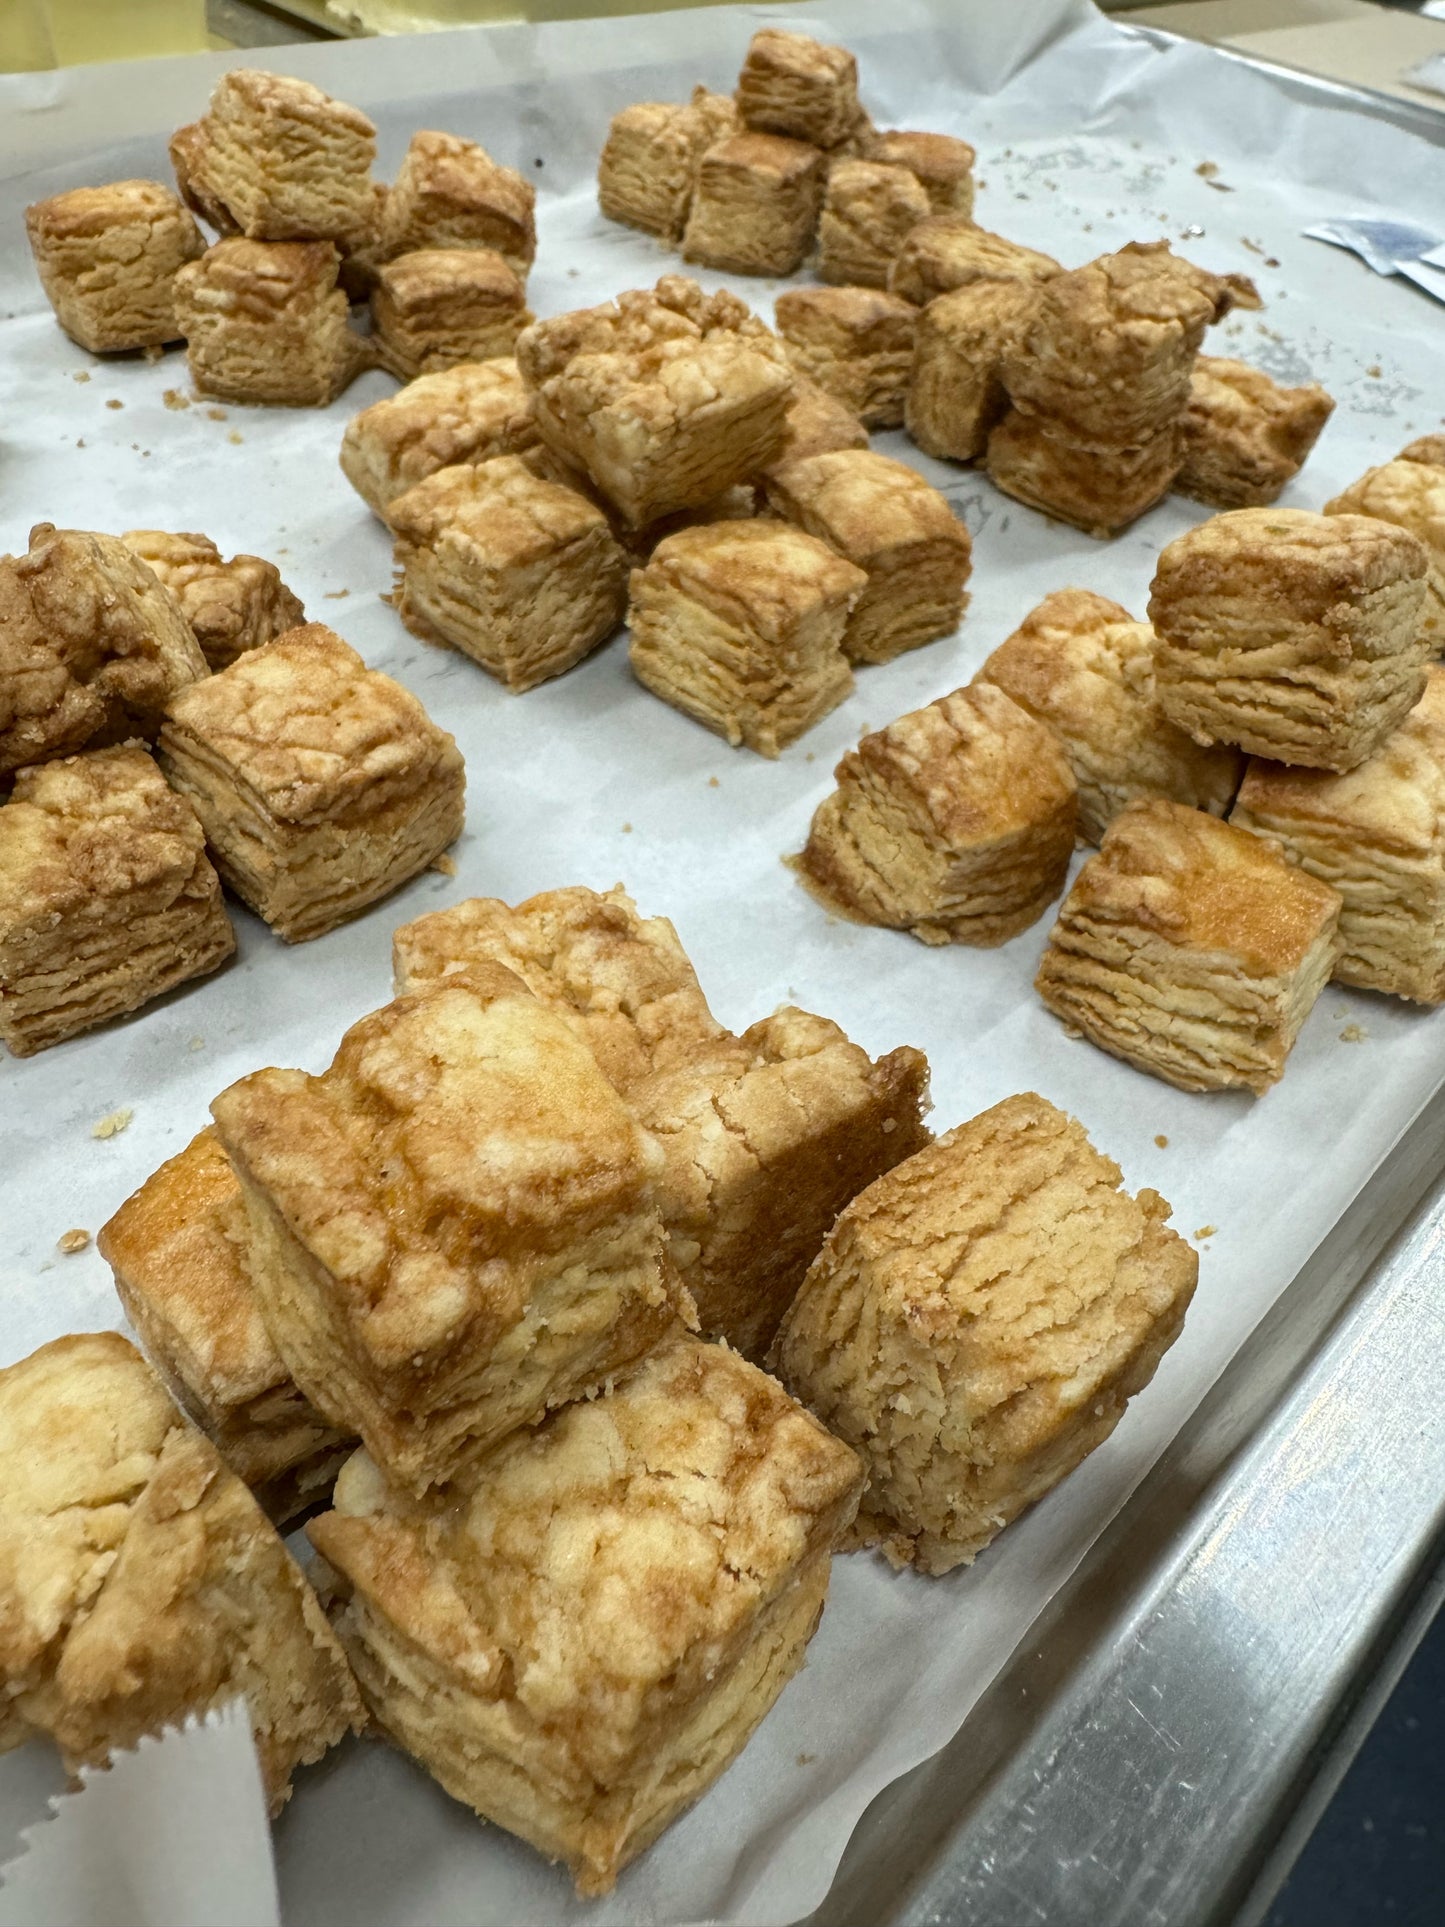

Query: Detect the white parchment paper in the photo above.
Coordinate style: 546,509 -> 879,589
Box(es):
2,4 -> 1444,1922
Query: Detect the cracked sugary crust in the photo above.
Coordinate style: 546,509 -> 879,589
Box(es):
0,1332 -> 362,1802
121,529 -> 304,671
681,133 -> 826,278
1176,356 -> 1334,510
370,248 -> 533,382
392,884 -> 724,1091
158,623 -> 464,941
25,180 -> 204,353
865,130 -> 975,215
0,745 -> 234,1056
1148,507 -> 1431,771
187,68 -> 376,245
817,161 -> 931,289
308,1332 -> 862,1894
773,1094 -> 1197,1574
763,448 -> 970,663
339,358 -> 538,521
774,285 -> 916,429
0,523 -> 207,777
888,216 -> 1060,308
597,92 -> 741,244
736,28 -> 861,148
173,238 -> 370,407
1229,665 -> 1445,1003
974,588 -> 1244,843
379,130 -> 536,279
1035,797 -> 1342,1092
905,278 -> 1040,463
986,409 -> 1182,538
1325,460 -> 1445,655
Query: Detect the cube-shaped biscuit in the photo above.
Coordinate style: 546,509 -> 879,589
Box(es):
1035,799 -> 1341,1091
516,275 -> 776,389
392,883 -> 725,1091
798,683 -> 1077,945
170,122 -> 240,236
308,1333 -> 861,1894
1229,667 -> 1445,1003
905,279 -> 1041,463
764,448 -> 971,663
210,970 -> 688,1492
1400,434 -> 1445,469
121,529 -> 304,671
172,238 -> 369,407
763,376 -> 869,477
389,456 -> 629,692
370,248 -> 532,382
629,1010 -> 932,1359
774,285 -> 916,429
0,523 -> 207,778
974,588 -> 1244,842
379,130 -> 536,280
186,69 -> 376,244
1176,356 -> 1335,510
888,216 -> 1059,307
867,130 -> 976,215
986,410 -> 1182,538
0,746 -> 234,1057
681,133 -> 825,277
736,28 -> 861,148
25,180 -> 203,354
629,522 -> 864,757
339,357 -> 537,522
597,89 -> 740,243
1148,508 -> 1431,771
1325,460 -> 1445,654
98,1129 -> 354,1522
817,160 -> 931,289
158,624 -> 464,942
771,1095 -> 1197,1574
0,1332 -> 362,1801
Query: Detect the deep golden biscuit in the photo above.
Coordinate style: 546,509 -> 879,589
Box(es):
681,133 -> 826,278
1325,460 -> 1445,655
172,238 -> 370,407
186,69 -> 376,245
1035,798 -> 1342,1091
736,28 -> 862,148
1176,356 -> 1334,510
774,285 -> 916,429
986,409 -> 1181,537
121,530 -> 304,671
772,1095 -> 1196,1574
379,130 -> 537,279
817,160 -> 931,289
158,623 -> 464,941
370,248 -> 532,382
888,216 -> 1059,308
866,129 -> 975,214
339,358 -> 537,522
597,90 -> 740,243
25,180 -> 203,354
905,278 -> 1040,463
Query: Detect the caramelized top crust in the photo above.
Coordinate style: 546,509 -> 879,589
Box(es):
1399,434 -> 1445,470
866,129 -> 976,193
25,178 -> 196,240
700,130 -> 825,185
764,448 -> 968,565
516,275 -> 785,389
387,452 -> 612,557
736,27 -> 860,148
640,520 -> 867,643
373,247 -> 527,317
206,67 -> 375,140
173,236 -> 343,314
339,358 -> 537,514
775,284 -> 918,353
888,216 -> 1060,305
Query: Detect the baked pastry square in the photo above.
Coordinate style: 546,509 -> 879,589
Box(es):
629,1009 -> 932,1359
0,1331 -> 362,1805
25,180 -> 203,354
308,1333 -> 861,1894
866,130 -> 976,215
1325,460 -> 1445,655
392,883 -> 725,1091
121,529 -> 304,672
597,90 -> 739,243
158,623 -> 463,942
1176,356 -> 1334,510
771,1094 -> 1196,1574
681,133 -> 826,278
0,522 -> 207,778
389,455 -> 629,692
0,745 -> 234,1057
370,248 -> 532,382
817,160 -> 931,289
974,588 -> 1244,843
906,279 -> 1043,463
797,682 -> 1077,945
185,68 -> 376,245
1035,798 -> 1341,1091
763,376 -> 869,477
379,130 -> 537,280
764,448 -> 971,663
986,410 -> 1182,538
736,28 -> 861,147
98,1128 -> 355,1524
629,521 -> 864,757
888,216 -> 1059,308
1229,666 -> 1445,1003
339,358 -> 537,523
210,969 -> 687,1493
773,285 -> 917,429
1149,508 -> 1431,771
173,238 -> 369,408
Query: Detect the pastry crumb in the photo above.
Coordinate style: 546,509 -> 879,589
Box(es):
75,437 -> 85,447
622,822 -> 633,833
207,406 -> 227,420
324,587 -> 350,599
91,1107 -> 134,1140
163,388 -> 190,410
188,1035 -> 206,1051
105,397 -> 123,410
72,369 -> 91,383
1340,1022 -> 1367,1043
227,430 -> 244,444
57,1228 -> 91,1255
1194,1224 -> 1216,1240
1366,365 -> 1382,380
430,852 -> 457,876
1154,1134 -> 1169,1148
142,343 -> 164,363
796,1752 -> 816,1766
1195,161 -> 1219,179
708,775 -> 719,788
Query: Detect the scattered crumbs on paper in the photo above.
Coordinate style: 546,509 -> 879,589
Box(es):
227,430 -> 244,444
105,397 -> 123,410
131,441 -> 140,450
1340,1023 -> 1367,1043
707,775 -> 719,788
621,821 -> 633,833
567,266 -> 580,277
92,1107 -> 134,1140
1240,236 -> 1264,256
1265,256 -> 1280,269
57,1229 -> 91,1255
163,388 -> 190,411
1205,178 -> 1235,193
75,437 -> 85,448
1366,365 -> 1382,380
188,1035 -> 206,1052
430,852 -> 457,877
207,405 -> 228,420
141,448 -> 152,457
72,369 -> 91,383
324,587 -> 351,599
1154,1134 -> 1169,1149
796,1753 -> 816,1767
142,343 -> 164,363
1082,221 -> 1093,232
1194,1224 -> 1217,1241
1195,160 -> 1219,179
805,751 -> 815,763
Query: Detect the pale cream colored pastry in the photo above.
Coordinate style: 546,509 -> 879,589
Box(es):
762,376 -> 869,477
596,89 -> 740,243
736,27 -> 862,148
681,133 -> 825,277
1399,434 -> 1445,469
773,285 -> 916,429
1325,460 -> 1445,654
986,409 -> 1181,537
170,122 -> 240,235
772,1094 -> 1197,1575
763,448 -> 971,663
172,238 -> 370,407
905,279 -> 1040,462
121,530 -> 304,672
0,745 -> 233,1058
158,623 -> 464,941
308,1333 -> 861,1894
0,1331 -> 362,1804
974,588 -> 1244,842
0,523 -> 207,778
1176,356 -> 1334,509
339,358 -> 537,522
184,69 -> 376,245
389,455 -> 629,692
817,160 -> 931,289
379,130 -> 536,279
98,1129 -> 353,1523
370,247 -> 532,382
866,129 -> 975,214
888,216 -> 1059,307
1035,797 -> 1342,1091
1229,666 -> 1445,1003
629,521 -> 864,757
210,969 -> 689,1493
25,180 -> 203,354
1148,508 -> 1431,771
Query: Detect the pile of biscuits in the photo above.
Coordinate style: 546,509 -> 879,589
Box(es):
1,880 -> 1198,1892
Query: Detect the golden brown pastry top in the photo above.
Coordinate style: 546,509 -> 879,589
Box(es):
1187,356 -> 1334,450
1399,434 -> 1445,470
768,376 -> 869,468
205,67 -> 375,141
888,216 -> 1060,305
736,27 -> 860,149
25,178 -> 198,243
978,588 -> 1148,708
339,358 -> 536,514
639,520 -> 868,643
700,130 -> 825,185
373,247 -> 527,318
774,284 -> 918,354
380,130 -> 535,263
120,530 -> 304,668
388,452 -> 612,561
516,275 -> 782,389
764,448 -> 968,564
173,236 -> 343,315
1324,461 -> 1445,557
866,129 -> 975,196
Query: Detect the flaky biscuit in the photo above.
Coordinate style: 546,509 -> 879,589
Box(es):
121,529 -> 304,671
172,237 -> 369,407
379,130 -> 536,279
736,28 -> 862,148
597,91 -> 739,243
986,409 -> 1182,537
1176,356 -> 1334,509
1325,460 -> 1445,654
681,132 -> 825,278
25,180 -> 203,354
774,284 -> 916,429
817,160 -> 931,289
370,247 -> 532,382
187,69 -> 376,245
866,129 -> 975,215
905,278 -> 1040,463
339,358 -> 537,522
